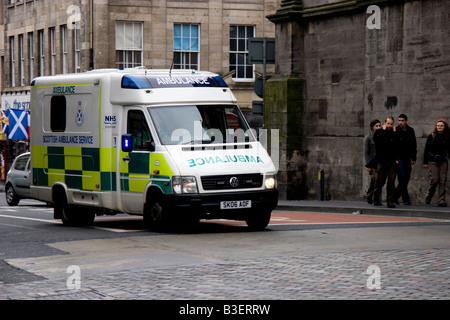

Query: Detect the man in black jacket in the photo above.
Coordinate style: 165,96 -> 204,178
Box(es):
394,114 -> 417,205
373,116 -> 398,208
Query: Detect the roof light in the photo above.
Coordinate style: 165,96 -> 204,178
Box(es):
121,75 -> 150,89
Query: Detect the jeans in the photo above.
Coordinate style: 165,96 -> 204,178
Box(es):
395,157 -> 412,203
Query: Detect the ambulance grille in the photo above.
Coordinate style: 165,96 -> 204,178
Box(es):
201,174 -> 263,190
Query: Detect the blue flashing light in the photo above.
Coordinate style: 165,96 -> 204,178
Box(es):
121,75 -> 150,89
122,134 -> 133,152
212,76 -> 228,87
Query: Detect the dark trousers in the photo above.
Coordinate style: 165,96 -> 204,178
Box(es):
366,169 -> 378,201
373,162 -> 397,203
395,157 -> 412,203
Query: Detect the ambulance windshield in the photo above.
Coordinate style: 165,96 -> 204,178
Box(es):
148,105 -> 256,145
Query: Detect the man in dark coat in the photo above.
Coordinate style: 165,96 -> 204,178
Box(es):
373,116 -> 398,208
394,114 -> 417,205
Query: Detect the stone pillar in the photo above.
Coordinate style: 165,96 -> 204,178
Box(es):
266,0 -> 307,200
92,0 -> 109,69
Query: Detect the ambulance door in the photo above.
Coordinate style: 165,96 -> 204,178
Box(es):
120,108 -> 153,213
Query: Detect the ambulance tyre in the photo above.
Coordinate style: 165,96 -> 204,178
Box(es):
58,194 -> 95,226
245,210 -> 271,230
144,195 -> 169,232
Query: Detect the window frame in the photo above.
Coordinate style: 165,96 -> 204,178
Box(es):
115,21 -> 143,70
28,32 -> 34,81
229,25 -> 255,81
10,36 -> 15,87
173,23 -> 200,70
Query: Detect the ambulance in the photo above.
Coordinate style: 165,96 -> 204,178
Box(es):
30,68 -> 278,231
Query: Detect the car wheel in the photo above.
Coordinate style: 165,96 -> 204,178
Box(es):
5,184 -> 20,206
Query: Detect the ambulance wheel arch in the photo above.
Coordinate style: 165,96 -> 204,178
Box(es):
52,184 -> 95,226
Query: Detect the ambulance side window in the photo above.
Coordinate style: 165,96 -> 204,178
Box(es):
50,96 -> 66,132
127,110 -> 152,150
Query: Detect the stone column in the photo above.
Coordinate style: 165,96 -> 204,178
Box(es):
267,0 -> 307,200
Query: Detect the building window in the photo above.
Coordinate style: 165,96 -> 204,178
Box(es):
50,28 -> 56,75
61,25 -> 68,74
19,34 -> 24,86
229,25 -> 254,80
74,27 -> 80,72
10,37 -> 15,87
173,24 -> 199,70
38,30 -> 45,76
28,32 -> 34,82
115,21 -> 143,69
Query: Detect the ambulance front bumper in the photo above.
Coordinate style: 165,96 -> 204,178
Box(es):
162,189 -> 279,219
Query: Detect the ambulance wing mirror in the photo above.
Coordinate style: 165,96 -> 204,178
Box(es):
142,140 -> 156,152
122,134 -> 133,153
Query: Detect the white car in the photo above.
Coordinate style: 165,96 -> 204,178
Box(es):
5,152 -> 32,206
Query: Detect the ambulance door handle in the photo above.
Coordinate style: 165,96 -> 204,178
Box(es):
123,156 -> 131,163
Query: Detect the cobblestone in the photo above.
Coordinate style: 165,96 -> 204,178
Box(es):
1,248 -> 449,300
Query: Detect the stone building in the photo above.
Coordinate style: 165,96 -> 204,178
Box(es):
266,0 -> 450,203
0,0 -> 279,176
2,0 -> 449,204
0,0 -> 279,113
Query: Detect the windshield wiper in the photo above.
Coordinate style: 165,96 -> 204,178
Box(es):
181,139 -> 214,145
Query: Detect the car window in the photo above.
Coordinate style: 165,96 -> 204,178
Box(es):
14,155 -> 30,171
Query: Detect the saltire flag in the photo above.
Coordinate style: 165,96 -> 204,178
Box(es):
1,110 -> 9,134
8,109 -> 29,140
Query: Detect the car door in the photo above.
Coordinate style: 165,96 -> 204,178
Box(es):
13,154 -> 32,198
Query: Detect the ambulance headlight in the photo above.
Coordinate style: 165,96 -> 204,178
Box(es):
264,174 -> 276,189
172,176 -> 198,194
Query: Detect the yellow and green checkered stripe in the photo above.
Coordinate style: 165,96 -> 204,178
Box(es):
120,151 -> 173,194
32,146 -> 116,191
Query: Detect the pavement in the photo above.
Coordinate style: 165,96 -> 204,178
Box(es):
277,199 -> 450,220
1,181 -> 449,220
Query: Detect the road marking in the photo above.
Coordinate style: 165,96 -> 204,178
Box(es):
0,213 -> 60,224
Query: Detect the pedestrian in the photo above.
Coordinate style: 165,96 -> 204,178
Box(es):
394,114 -> 417,205
373,116 -> 398,208
364,119 -> 381,204
423,119 -> 450,207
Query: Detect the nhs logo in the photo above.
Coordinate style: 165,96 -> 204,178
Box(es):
103,115 -> 117,129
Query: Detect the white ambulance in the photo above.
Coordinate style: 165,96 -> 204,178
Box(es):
30,69 -> 278,231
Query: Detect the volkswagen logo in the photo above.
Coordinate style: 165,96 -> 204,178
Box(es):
229,177 -> 239,188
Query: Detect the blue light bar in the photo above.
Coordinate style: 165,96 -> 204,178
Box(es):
121,74 -> 228,89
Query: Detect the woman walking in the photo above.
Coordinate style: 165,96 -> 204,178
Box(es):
365,119 -> 381,204
423,119 -> 450,207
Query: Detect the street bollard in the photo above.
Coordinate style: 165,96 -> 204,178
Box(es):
318,169 -> 325,201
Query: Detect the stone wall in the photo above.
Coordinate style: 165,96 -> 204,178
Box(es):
268,0 -> 450,203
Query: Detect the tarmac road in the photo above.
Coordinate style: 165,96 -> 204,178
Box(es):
0,195 -> 449,302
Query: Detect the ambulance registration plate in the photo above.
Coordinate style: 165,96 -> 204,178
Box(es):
220,200 -> 252,209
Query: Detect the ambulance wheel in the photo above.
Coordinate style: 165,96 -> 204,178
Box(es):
60,197 -> 95,226
144,197 -> 169,232
245,210 -> 271,230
